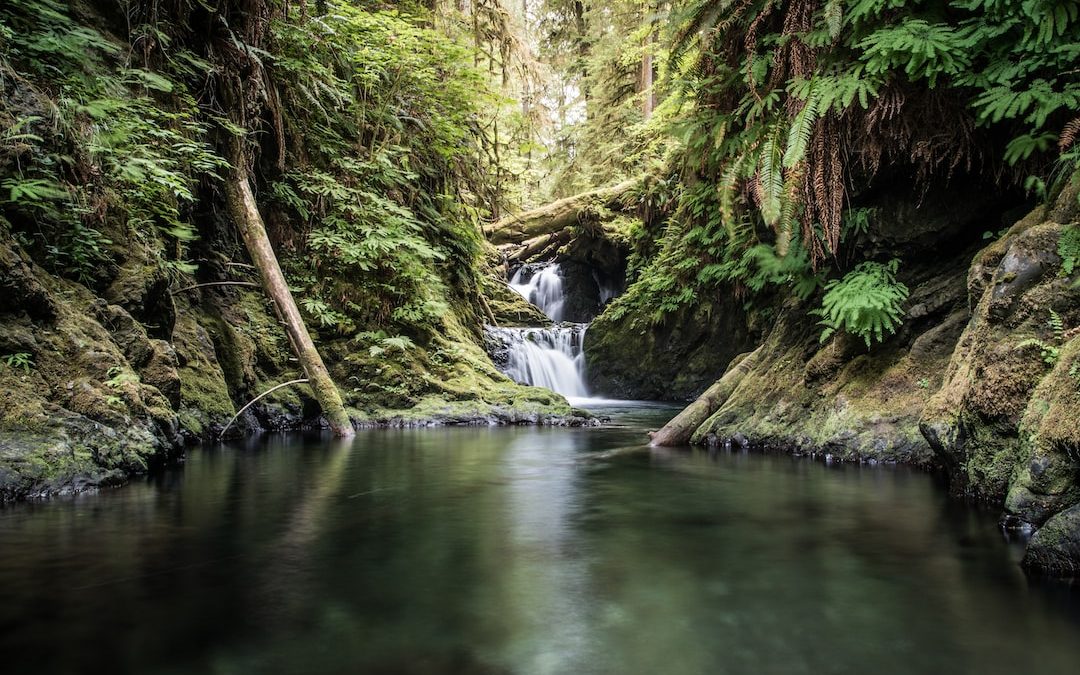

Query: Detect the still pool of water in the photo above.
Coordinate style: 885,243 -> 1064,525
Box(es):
1,403 -> 1079,674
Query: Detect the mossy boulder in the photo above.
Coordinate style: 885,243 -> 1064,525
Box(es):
688,295 -> 962,465
1023,503 -> 1080,577
0,238 -> 181,500
480,248 -> 551,327
172,309 -> 237,438
1002,333 -> 1080,526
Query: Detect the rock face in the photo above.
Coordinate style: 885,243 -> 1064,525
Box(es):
1,239 -> 183,500
921,215 -> 1080,505
1023,504 -> 1080,576
688,268 -> 967,465
585,299 -> 755,400
919,182 -> 1080,574
0,230 -> 313,500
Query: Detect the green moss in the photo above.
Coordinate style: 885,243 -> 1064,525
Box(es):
587,299 -> 753,400
688,299 -> 946,465
1002,336 -> 1080,522
1023,503 -> 1080,576
173,310 -> 235,436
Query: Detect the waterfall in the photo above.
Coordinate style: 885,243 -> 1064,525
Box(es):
490,262 -> 591,401
485,324 -> 589,400
509,264 -> 566,322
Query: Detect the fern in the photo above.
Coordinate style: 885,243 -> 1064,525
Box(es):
814,259 -> 910,347
1004,132 -> 1059,164
1016,310 -> 1065,365
824,0 -> 845,39
783,79 -> 821,168
859,20 -> 971,86
1059,225 -> 1080,276
1017,338 -> 1061,366
757,125 -> 785,227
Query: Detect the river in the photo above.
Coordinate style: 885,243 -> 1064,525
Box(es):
1,403 -> 1079,674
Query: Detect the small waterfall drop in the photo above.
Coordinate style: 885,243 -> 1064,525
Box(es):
509,264 -> 566,322
490,263 -> 591,401
485,324 -> 589,400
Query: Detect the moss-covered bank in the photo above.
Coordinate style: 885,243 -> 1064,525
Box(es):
0,229 -> 589,501
642,178 -> 1080,575
0,0 -> 589,501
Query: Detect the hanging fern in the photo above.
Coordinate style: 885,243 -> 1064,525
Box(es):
824,0 -> 845,39
784,78 -> 822,168
756,124 -> 785,227
814,259 -> 910,347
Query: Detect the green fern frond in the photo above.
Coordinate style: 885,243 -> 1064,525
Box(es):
784,79 -> 821,168
1059,225 -> 1080,276
757,125 -> 784,227
813,259 -> 910,347
824,0 -> 844,39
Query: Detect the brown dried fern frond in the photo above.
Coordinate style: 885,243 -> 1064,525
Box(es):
1061,118 -> 1080,150
743,2 -> 774,102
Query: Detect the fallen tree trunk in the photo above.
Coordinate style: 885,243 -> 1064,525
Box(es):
649,347 -> 761,447
224,141 -> 355,438
505,229 -> 574,265
485,178 -> 640,247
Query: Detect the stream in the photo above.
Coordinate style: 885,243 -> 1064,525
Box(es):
1,403 -> 1080,674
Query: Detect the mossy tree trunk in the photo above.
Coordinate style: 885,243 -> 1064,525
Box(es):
649,347 -> 761,447
223,140 -> 354,438
485,178 -> 639,248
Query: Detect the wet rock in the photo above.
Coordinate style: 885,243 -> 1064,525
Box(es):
105,260 -> 175,340
0,240 -> 55,320
96,303 -> 154,367
1023,503 -> 1080,577
141,339 -> 182,409
921,218 -> 1079,501
988,246 -> 1057,321
586,297 -> 754,400
558,259 -> 605,322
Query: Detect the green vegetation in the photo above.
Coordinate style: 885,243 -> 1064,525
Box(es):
0,0 -> 224,282
267,4 -> 495,336
582,0 -> 1080,344
1,0 -> 1079,558
814,260 -> 909,347
1018,309 -> 1067,366
1061,224 -> 1080,276
1,352 -> 34,373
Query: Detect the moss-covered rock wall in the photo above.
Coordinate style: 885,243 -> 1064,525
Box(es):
655,177 -> 1080,575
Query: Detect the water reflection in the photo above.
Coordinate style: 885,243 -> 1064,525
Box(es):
0,411 -> 1079,675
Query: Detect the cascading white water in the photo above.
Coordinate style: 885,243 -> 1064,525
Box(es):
492,263 -> 591,400
485,324 -> 589,399
509,264 -> 566,322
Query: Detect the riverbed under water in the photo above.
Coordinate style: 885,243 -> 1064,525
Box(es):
2,403 -> 1079,674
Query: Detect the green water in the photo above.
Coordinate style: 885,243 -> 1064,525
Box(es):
1,403 -> 1078,674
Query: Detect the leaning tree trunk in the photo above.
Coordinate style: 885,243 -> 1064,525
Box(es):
223,141 -> 354,438
649,347 -> 761,447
